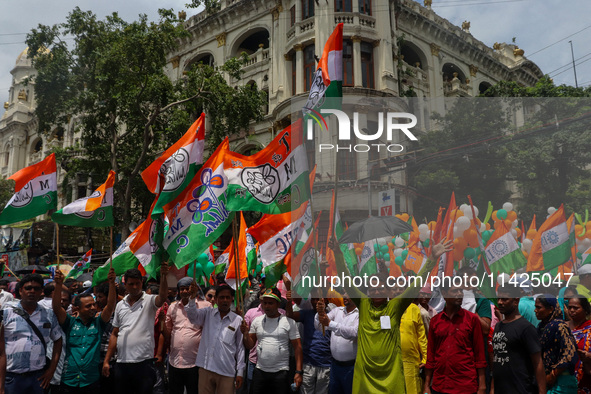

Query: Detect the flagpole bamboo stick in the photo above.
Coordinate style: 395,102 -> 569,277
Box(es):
56,223 -> 60,266
232,216 -> 243,315
193,260 -> 197,281
110,227 -> 113,269
3,264 -> 19,279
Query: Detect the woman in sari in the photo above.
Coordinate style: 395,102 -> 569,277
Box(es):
567,295 -> 591,393
535,295 -> 578,393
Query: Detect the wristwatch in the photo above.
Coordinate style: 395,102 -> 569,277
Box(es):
295,370 -> 303,375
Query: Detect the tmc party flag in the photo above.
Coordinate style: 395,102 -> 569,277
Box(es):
142,113 -> 206,216
484,220 -> 526,275
291,224 -> 320,299
52,171 -> 115,227
527,204 -> 573,272
93,228 -> 141,285
303,23 -> 343,113
215,244 -> 231,276
162,139 -> 234,269
0,154 -> 57,225
66,249 -> 92,279
224,119 -> 310,214
130,202 -> 164,280
326,189 -> 357,276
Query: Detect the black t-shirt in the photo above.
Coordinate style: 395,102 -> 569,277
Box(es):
492,317 -> 541,394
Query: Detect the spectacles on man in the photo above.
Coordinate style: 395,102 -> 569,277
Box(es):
23,285 -> 42,291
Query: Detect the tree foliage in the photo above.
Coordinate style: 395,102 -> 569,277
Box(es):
26,7 -> 266,237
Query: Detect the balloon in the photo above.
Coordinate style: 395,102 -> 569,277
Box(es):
492,211 -> 498,221
428,221 -> 437,230
422,239 -> 430,248
511,229 -> 517,238
453,248 -> 464,262
204,261 -> 215,276
456,216 -> 471,231
497,209 -> 508,220
381,245 -> 389,254
464,248 -> 476,260
547,207 -> 556,215
383,253 -> 390,261
188,262 -> 203,278
463,228 -> 479,247
419,232 -> 429,242
460,203 -> 469,212
395,256 -> 404,267
418,224 -> 429,233
355,247 -> 363,256
394,237 -> 405,248
481,230 -> 492,243
393,248 -> 403,257
255,264 -> 263,274
522,239 -> 533,252
515,228 -> 522,239
486,222 -> 491,230
374,244 -> 379,252
401,250 -> 408,259
400,213 -> 410,222
575,225 -> 584,239
453,237 -> 468,252
502,202 -> 513,212
400,232 -> 409,241
526,229 -> 537,239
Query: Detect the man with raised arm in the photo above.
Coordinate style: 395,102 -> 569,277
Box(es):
102,262 -> 169,394
328,236 -> 452,393
53,267 -> 117,393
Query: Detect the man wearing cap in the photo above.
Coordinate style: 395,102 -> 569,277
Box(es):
242,287 -> 303,393
242,287 -> 286,393
314,295 -> 358,394
163,277 -> 211,394
576,265 -> 591,302
185,283 -> 245,394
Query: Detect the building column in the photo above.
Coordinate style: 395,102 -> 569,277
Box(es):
294,44 -> 304,94
352,36 -> 362,88
284,54 -> 293,97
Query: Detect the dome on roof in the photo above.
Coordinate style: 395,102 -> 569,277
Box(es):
15,47 -> 32,68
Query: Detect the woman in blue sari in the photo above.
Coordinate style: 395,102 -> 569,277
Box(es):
535,295 -> 578,393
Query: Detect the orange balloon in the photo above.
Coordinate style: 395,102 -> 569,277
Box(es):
494,220 -> 504,230
586,221 -> 591,231
575,225 -> 584,240
515,228 -> 522,239
452,209 -> 464,218
485,223 -> 491,230
428,221 -> 436,230
453,237 -> 468,252
507,211 -> 517,221
492,211 -> 498,221
526,229 -> 537,239
504,219 -> 513,229
463,228 -> 479,247
355,248 -> 363,256
400,213 -> 410,222
454,248 -> 464,262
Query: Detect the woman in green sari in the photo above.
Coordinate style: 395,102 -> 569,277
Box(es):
328,237 -> 452,393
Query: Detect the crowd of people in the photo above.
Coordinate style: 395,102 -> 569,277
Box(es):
0,240 -> 590,394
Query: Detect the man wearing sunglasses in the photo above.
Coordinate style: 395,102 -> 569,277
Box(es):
0,273 -> 64,394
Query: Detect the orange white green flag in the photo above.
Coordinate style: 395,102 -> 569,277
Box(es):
52,170 -> 115,227
0,154 -> 57,225
142,113 -> 206,217
484,220 -> 526,274
225,212 -> 250,291
527,205 -> 573,272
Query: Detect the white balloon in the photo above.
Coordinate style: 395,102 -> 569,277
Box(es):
394,237 -> 405,248
480,223 -> 486,232
453,225 -> 463,239
511,229 -> 517,238
418,224 -> 429,234
463,210 -> 473,220
472,206 -> 479,218
419,232 -> 429,242
394,248 -> 403,257
547,206 -> 556,215
460,204 -> 469,213
522,239 -> 533,252
377,238 -> 387,245
502,202 -> 513,211
512,219 -> 518,229
456,216 -> 471,231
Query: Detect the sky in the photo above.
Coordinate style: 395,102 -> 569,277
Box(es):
1,0 -> 590,118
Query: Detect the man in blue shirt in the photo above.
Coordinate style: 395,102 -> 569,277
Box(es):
52,267 -> 117,394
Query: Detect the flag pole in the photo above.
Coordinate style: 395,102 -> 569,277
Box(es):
56,223 -> 60,266
110,227 -> 113,269
232,216 -> 243,314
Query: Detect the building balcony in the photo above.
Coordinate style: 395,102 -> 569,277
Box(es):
334,12 -> 376,29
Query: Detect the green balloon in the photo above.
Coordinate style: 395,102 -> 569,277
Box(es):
374,244 -> 379,252
392,236 -> 397,244
188,263 -> 203,278
401,250 -> 408,259
497,209 -> 508,220
204,261 -> 215,276
255,265 -> 263,273
423,239 -> 430,247
395,256 -> 404,267
482,231 -> 492,243
401,232 -> 409,241
381,245 -> 389,254
383,253 -> 390,261
464,248 -> 476,260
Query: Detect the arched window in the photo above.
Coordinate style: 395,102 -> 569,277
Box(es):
479,81 -> 492,95
304,44 -> 316,91
400,43 -> 427,70
442,63 -> 466,83
361,42 -> 374,88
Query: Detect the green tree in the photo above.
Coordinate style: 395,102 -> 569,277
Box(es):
0,179 -> 16,213
483,76 -> 591,218
410,98 -> 511,219
26,7 -> 266,237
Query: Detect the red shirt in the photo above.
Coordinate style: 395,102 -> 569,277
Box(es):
426,307 -> 487,394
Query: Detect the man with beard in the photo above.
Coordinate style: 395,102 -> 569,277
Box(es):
423,281 -> 487,394
492,285 -> 545,394
241,287 -> 303,394
315,294 -> 358,394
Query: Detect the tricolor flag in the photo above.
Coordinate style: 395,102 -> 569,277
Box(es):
93,228 -> 141,285
129,200 -> 164,279
215,244 -> 231,276
326,189 -> 357,276
52,171 -> 115,227
303,23 -> 343,113
484,221 -> 526,274
527,205 -> 573,272
161,139 -> 235,268
291,223 -> 320,299
357,242 -> 378,276
142,113 -> 206,217
224,120 -> 310,214
0,154 -> 57,225
66,249 -> 92,279
581,246 -> 591,267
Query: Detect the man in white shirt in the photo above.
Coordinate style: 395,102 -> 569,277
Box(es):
242,287 -> 303,394
186,283 -> 245,394
315,295 -> 358,394
102,262 -> 169,394
0,279 -> 14,308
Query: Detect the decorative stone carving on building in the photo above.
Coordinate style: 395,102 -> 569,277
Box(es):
430,43 -> 440,56
283,53 -> 292,61
271,4 -> 283,20
424,0 -> 432,8
461,21 -> 470,33
351,35 -> 362,44
469,64 -> 478,77
178,11 -> 187,21
493,42 -> 502,51
513,46 -> 524,57
17,89 -> 27,101
171,56 -> 180,69
293,43 -> 303,52
216,32 -> 227,47
3,102 -> 8,109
